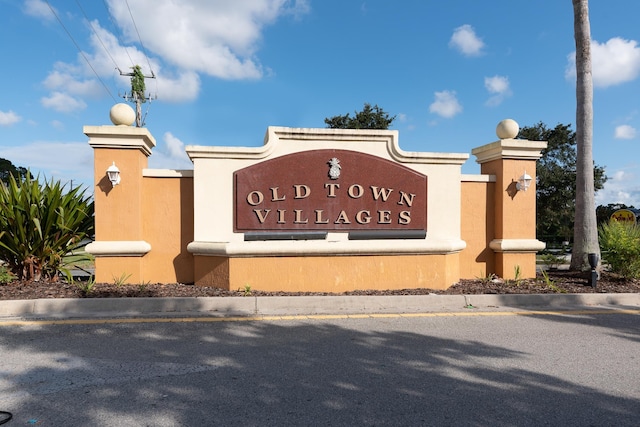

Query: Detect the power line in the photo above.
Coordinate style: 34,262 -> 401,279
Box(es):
75,0 -> 159,125
124,0 -> 155,78
100,0 -> 136,68
120,0 -> 158,126
44,0 -> 117,102
75,0 -> 121,73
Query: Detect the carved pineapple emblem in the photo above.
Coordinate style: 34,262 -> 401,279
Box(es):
328,157 -> 341,180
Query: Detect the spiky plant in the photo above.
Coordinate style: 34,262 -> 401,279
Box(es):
0,174 -> 94,281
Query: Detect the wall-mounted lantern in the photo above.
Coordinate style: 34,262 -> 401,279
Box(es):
106,162 -> 121,187
516,171 -> 532,192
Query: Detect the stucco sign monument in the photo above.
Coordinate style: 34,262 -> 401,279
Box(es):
86,105 -> 547,292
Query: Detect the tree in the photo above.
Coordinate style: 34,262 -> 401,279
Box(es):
130,65 -> 146,127
518,122 -> 606,246
324,103 -> 396,129
571,0 -> 599,271
0,158 -> 29,185
131,65 -> 146,102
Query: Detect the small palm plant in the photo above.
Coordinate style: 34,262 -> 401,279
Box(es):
0,174 -> 94,281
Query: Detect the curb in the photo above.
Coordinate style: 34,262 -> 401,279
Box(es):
1,293 -> 639,320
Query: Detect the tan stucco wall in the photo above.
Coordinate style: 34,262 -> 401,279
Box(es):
193,253 -> 460,292
94,256 -> 144,284
93,147 -> 147,242
86,125 -> 197,285
90,173 -> 194,285
460,178 -> 495,279
141,173 -> 194,284
481,157 -> 538,239
495,252 -> 538,279
471,139 -> 547,279
488,157 -> 540,279
90,146 -> 148,284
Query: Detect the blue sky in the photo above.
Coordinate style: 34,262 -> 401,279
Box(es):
1,0 -> 639,207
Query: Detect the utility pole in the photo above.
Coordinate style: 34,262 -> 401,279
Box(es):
119,65 -> 155,127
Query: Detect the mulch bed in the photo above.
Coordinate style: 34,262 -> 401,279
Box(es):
0,270 -> 638,300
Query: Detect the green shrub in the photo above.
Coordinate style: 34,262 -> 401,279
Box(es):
0,174 -> 94,281
598,220 -> 640,278
539,253 -> 564,269
0,264 -> 15,284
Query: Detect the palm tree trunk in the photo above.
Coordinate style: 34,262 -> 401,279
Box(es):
570,0 -> 600,271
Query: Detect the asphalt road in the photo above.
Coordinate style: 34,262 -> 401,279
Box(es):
1,311 -> 639,426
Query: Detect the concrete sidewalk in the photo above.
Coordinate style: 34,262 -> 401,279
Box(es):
1,292 -> 639,320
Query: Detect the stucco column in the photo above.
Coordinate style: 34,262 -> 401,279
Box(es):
471,119 -> 547,279
84,104 -> 156,284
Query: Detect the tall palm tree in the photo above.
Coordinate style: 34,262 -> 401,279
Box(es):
570,0 -> 599,271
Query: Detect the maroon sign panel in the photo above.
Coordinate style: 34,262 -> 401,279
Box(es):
234,149 -> 427,232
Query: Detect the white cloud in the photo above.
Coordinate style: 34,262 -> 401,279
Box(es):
615,125 -> 637,140
106,0 -> 310,80
0,141 -> 94,190
429,90 -> 462,118
41,92 -> 87,113
596,168 -> 640,207
0,110 -> 21,126
43,66 -> 103,97
449,24 -> 485,57
485,75 -> 509,94
36,2 -> 309,108
120,132 -> 195,171
484,75 -> 512,107
613,170 -> 627,181
566,37 -> 640,88
84,22 -> 199,102
51,120 -> 64,130
163,132 -> 190,162
37,23 -> 125,109
85,22 -> 150,79
156,71 -> 201,103
23,0 -> 55,22
283,0 -> 311,20
146,132 -> 193,170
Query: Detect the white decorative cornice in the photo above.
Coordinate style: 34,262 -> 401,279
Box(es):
187,238 -> 467,257
472,139 -> 547,164
85,240 -> 151,257
489,239 -> 546,253
185,143 -> 276,160
461,174 -> 496,183
142,169 -> 194,178
84,125 -> 156,156
185,126 -> 469,165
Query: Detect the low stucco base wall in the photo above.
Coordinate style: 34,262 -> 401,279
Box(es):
495,252 -> 538,280
193,253 -> 461,292
94,257 -> 146,284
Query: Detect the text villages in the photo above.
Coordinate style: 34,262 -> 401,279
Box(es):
245,183 -> 417,226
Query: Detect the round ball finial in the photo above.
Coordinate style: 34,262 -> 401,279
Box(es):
496,119 -> 519,139
109,103 -> 136,126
